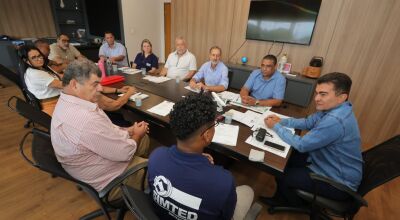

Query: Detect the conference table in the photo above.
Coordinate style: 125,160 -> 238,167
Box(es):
107,71 -> 308,176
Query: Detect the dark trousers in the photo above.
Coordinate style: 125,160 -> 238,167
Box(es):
275,150 -> 350,206
105,111 -> 132,127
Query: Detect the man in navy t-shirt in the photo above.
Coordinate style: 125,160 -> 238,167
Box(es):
148,94 -> 254,220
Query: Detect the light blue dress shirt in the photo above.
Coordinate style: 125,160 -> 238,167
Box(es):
273,101 -> 363,191
99,42 -> 128,67
192,61 -> 229,89
243,69 -> 286,100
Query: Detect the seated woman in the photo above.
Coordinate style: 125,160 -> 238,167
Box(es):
20,45 -> 63,116
19,46 -> 137,120
132,39 -> 159,74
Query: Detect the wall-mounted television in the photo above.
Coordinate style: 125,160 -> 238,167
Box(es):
246,0 -> 322,45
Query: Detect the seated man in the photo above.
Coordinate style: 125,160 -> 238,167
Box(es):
51,60 -> 150,199
34,38 -> 66,74
99,31 -> 129,67
49,33 -> 86,64
148,94 -> 254,220
160,36 -> 196,80
240,54 -> 286,107
189,46 -> 229,92
262,72 -> 363,207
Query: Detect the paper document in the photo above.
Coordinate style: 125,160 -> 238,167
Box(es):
143,76 -> 171,83
245,135 -> 291,158
212,124 -> 239,146
184,86 -> 201,93
118,92 -> 149,101
147,101 -> 175,116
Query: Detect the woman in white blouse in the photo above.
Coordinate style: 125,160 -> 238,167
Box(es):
20,45 -> 63,116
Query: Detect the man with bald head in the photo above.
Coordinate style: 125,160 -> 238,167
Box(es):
160,37 -> 197,80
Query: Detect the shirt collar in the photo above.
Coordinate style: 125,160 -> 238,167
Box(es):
60,92 -> 98,111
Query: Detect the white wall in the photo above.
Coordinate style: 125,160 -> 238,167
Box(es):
121,0 -> 165,63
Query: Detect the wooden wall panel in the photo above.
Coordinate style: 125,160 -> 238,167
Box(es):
0,0 -> 56,38
323,0 -> 400,147
171,0 -> 400,148
171,0 -> 234,66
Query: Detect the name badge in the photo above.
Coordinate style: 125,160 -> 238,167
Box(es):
146,63 -> 151,67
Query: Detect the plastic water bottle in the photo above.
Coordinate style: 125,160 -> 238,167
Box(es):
278,54 -> 287,73
106,58 -> 112,76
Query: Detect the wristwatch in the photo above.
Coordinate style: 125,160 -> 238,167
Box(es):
255,100 -> 260,105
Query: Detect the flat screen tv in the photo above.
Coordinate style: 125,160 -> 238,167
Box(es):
246,0 -> 322,45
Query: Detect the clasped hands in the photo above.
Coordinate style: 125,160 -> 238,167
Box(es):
264,114 -> 281,129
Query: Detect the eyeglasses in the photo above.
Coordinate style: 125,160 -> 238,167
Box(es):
29,55 -> 44,61
200,120 -> 220,137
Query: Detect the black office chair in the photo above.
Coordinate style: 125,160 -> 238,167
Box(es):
8,95 -> 51,132
269,135 -> 400,220
121,177 -> 160,220
19,127 -> 149,220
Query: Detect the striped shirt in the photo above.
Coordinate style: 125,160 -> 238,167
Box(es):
51,92 -> 137,191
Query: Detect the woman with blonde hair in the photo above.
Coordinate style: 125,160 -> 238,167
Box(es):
132,39 -> 159,74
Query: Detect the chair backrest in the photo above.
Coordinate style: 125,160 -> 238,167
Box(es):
20,128 -> 113,220
8,96 -> 51,131
358,135 -> 400,196
0,63 -> 23,89
121,185 -> 160,220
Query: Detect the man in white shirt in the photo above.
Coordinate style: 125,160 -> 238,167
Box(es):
99,32 -> 128,67
160,37 -> 197,80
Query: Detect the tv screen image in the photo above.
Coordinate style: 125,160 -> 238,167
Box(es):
246,0 -> 322,45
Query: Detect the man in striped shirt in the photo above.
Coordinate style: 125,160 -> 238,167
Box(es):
51,60 -> 149,199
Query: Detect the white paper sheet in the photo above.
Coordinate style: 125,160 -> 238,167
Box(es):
147,101 -> 175,116
143,76 -> 171,83
212,124 -> 239,146
230,101 -> 271,114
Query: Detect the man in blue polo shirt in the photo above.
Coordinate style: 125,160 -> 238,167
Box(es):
189,46 -> 229,92
262,72 -> 363,207
240,54 -> 286,107
99,31 -> 128,67
148,94 -> 254,220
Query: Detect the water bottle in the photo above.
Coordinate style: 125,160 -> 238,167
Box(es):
106,58 -> 112,76
278,54 -> 287,73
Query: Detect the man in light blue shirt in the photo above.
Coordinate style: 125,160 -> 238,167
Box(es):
262,72 -> 363,207
99,32 -> 128,67
189,46 -> 229,92
240,54 -> 286,107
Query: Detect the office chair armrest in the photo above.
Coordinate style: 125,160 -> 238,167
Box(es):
98,161 -> 148,199
7,96 -> 18,112
19,131 -> 35,166
309,173 -> 368,206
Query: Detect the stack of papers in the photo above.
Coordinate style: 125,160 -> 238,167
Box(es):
119,67 -> 142,74
225,109 -> 263,128
219,91 -> 241,103
184,86 -> 201,93
147,101 -> 175,116
118,92 -> 149,101
143,76 -> 171,83
230,101 -> 271,114
212,124 -> 239,146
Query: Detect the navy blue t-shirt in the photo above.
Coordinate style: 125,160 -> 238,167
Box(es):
133,52 -> 159,71
148,146 -> 237,220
